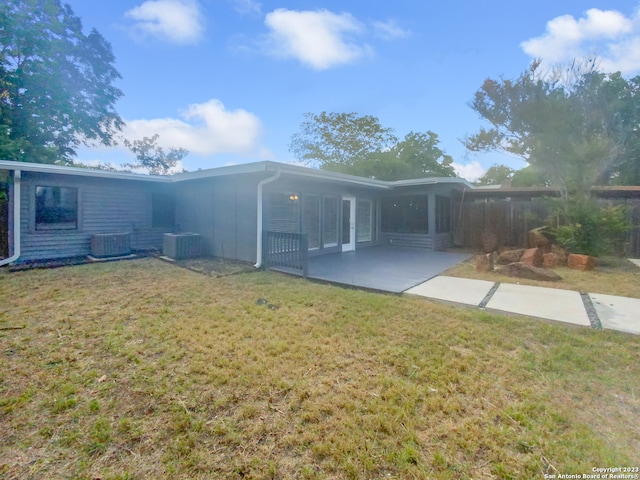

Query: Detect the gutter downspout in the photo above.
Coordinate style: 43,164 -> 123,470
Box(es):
254,168 -> 281,268
0,170 -> 21,267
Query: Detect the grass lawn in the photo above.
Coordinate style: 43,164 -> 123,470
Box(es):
1,258 -> 638,479
443,255 -> 640,299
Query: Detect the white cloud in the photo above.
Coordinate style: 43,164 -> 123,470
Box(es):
263,9 -> 372,70
233,0 -> 261,16
453,161 -> 485,182
125,0 -> 204,45
521,7 -> 640,73
372,19 -> 411,40
123,99 -> 265,157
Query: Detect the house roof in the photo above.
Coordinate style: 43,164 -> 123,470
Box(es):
0,159 -> 475,189
0,160 -> 171,183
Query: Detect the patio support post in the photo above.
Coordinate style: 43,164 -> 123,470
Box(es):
428,191 -> 436,248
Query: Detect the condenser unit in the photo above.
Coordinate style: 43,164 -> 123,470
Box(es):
163,232 -> 202,260
90,232 -> 132,258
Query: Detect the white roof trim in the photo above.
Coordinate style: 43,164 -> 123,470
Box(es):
0,159 -> 475,189
0,160 -> 171,182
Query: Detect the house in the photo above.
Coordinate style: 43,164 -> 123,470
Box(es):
0,160 -> 472,268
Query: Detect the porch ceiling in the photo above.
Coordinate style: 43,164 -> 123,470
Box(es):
306,246 -> 471,293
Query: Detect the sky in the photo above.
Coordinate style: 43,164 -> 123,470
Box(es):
65,0 -> 640,181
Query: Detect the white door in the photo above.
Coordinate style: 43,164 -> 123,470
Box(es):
341,197 -> 356,252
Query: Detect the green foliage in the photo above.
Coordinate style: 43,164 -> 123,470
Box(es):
123,134 -> 188,175
551,201 -> 631,257
0,0 -> 123,164
289,112 -> 398,170
466,60 -> 640,193
511,165 -> 550,187
290,113 -> 456,180
476,163 -> 515,186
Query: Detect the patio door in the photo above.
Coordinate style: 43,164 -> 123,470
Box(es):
342,197 -> 356,252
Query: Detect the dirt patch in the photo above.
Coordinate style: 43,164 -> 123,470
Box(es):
170,256 -> 257,277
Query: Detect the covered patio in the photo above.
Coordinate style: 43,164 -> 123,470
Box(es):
305,246 -> 471,293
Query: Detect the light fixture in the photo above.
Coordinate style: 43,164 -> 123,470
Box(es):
289,194 -> 299,201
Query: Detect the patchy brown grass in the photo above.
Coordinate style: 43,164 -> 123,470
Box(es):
443,255 -> 640,298
1,258 -> 638,479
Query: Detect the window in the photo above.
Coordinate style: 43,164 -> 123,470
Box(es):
267,192 -> 300,233
152,192 -> 175,228
322,196 -> 339,247
302,195 -> 320,249
436,195 -> 451,233
356,199 -> 373,242
381,195 -> 428,234
35,186 -> 78,230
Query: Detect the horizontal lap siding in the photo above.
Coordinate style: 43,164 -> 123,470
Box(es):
380,233 -> 433,249
19,173 -> 171,261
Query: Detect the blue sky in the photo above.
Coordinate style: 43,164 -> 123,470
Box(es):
66,0 -> 640,180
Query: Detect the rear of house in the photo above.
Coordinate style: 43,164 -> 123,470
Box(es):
0,160 -> 471,266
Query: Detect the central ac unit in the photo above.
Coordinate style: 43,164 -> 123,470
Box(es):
90,233 -> 132,257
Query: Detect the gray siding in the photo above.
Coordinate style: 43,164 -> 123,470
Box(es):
175,175 -> 260,263
18,172 -> 172,261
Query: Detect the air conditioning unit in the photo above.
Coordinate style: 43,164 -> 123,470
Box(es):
163,233 -> 202,260
90,233 -> 132,258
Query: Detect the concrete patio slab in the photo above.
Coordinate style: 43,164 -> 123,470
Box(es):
486,283 -> 591,326
589,293 -> 640,335
306,247 -> 471,293
405,276 -> 496,306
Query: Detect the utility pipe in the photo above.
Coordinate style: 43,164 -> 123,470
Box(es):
254,168 -> 281,268
0,170 -> 21,266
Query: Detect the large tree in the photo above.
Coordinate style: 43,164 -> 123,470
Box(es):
0,0 -> 123,164
289,112 -> 456,180
289,112 -> 398,170
465,60 -> 640,198
348,131 -> 455,180
123,134 -> 188,175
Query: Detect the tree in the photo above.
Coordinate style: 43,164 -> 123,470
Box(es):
289,113 -> 456,180
348,131 -> 456,180
466,60 -> 636,255
289,112 -> 397,170
123,134 -> 188,175
0,0 -> 123,164
465,60 -> 639,198
475,164 -> 514,186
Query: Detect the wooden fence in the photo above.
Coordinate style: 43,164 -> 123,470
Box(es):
452,198 -> 640,257
263,231 -> 308,276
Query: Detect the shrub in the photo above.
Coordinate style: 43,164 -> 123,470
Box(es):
551,201 -> 631,257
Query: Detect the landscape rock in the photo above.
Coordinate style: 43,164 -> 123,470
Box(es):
543,252 -> 560,269
476,253 -> 494,273
551,245 -> 568,266
498,262 -> 562,281
567,253 -> 595,271
528,227 -> 552,252
497,249 -> 525,265
520,247 -> 543,268
481,231 -> 499,253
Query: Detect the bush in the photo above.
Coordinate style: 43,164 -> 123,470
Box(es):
551,201 -> 631,257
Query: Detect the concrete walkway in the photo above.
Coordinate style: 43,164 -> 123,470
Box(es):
406,276 -> 640,335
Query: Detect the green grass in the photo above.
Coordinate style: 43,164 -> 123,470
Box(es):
0,258 -> 638,479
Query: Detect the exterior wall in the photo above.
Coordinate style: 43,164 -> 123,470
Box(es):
380,184 -> 456,250
263,176 -> 382,257
17,172 -> 173,262
174,174 -> 261,263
